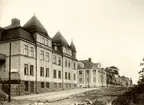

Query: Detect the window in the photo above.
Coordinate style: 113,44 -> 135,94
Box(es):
40,50 -> 44,60
25,81 -> 28,91
74,74 -> 76,80
40,67 -> 44,77
68,61 -> 70,68
73,62 -> 76,69
30,65 -> 34,76
45,39 -> 49,46
69,84 -> 71,88
59,83 -> 62,88
53,70 -> 57,78
24,45 -> 28,56
79,71 -> 82,75
58,70 -> 61,79
46,68 -> 49,77
53,55 -> 57,64
24,64 -> 28,75
41,82 -> 44,88
46,82 -> 49,88
65,59 -> 67,67
79,78 -> 82,82
54,46 -> 57,50
68,73 -> 71,80
46,52 -> 49,62
65,72 -> 67,79
93,77 -> 96,82
54,83 -> 57,88
58,57 -> 61,65
74,84 -> 77,87
41,36 -> 45,44
86,70 -> 89,74
30,47 -> 34,57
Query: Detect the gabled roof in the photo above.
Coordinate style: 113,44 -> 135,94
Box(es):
70,40 -> 76,52
78,60 -> 101,69
52,31 -> 69,47
78,60 -> 94,69
23,15 -> 48,36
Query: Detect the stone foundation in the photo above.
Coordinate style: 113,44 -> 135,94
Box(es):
2,80 -> 77,96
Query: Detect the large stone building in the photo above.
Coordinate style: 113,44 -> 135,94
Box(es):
0,16 -> 78,96
77,58 -> 107,87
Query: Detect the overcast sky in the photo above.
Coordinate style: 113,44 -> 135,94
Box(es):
1,0 -> 144,84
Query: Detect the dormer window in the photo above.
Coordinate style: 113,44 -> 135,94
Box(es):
45,39 -> 49,46
53,55 -> 57,64
54,46 -> 57,51
40,36 -> 45,44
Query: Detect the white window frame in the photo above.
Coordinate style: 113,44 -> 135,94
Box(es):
46,52 -> 49,62
30,47 -> 34,57
24,45 -> 28,56
40,50 -> 44,60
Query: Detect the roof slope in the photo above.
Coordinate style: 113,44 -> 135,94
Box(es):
70,40 -> 76,52
52,31 -> 69,47
23,15 -> 48,36
78,60 -> 94,69
0,27 -> 35,42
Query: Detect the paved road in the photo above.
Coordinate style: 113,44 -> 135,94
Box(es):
13,88 -> 98,102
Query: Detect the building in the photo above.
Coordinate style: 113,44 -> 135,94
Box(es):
114,76 -> 132,86
0,16 -> 78,96
77,58 -> 107,87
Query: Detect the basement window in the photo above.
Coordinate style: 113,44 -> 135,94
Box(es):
25,81 -> 28,91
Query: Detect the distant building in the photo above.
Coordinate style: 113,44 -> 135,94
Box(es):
77,58 -> 107,87
0,16 -> 78,96
114,76 -> 132,86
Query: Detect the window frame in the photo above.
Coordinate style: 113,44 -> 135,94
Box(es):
24,64 -> 28,75
46,52 -> 49,62
40,67 -> 44,77
65,72 -> 67,79
53,70 -> 57,78
53,55 -> 57,64
46,68 -> 49,77
58,70 -> 61,79
41,82 -> 45,88
40,50 -> 44,60
30,47 -> 34,57
24,45 -> 28,56
30,65 -> 34,76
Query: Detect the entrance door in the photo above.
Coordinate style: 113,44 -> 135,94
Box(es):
30,82 -> 34,93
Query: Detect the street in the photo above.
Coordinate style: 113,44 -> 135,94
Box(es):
3,86 -> 128,105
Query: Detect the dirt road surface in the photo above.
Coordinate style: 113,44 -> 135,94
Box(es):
3,86 -> 128,105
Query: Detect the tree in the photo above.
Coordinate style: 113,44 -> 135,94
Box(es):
138,70 -> 144,85
105,66 -> 119,85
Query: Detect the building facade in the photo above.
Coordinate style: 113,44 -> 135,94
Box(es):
0,16 -> 78,96
77,58 -> 107,87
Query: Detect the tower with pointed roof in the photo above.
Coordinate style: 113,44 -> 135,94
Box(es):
70,40 -> 76,58
23,15 -> 48,36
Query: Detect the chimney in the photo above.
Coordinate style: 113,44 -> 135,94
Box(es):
11,18 -> 20,26
88,58 -> 91,62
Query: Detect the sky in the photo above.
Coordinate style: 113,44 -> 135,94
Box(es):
1,0 -> 144,84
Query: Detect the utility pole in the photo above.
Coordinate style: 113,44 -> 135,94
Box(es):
8,37 -> 11,102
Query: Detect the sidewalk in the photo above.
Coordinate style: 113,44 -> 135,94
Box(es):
12,88 -> 98,102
